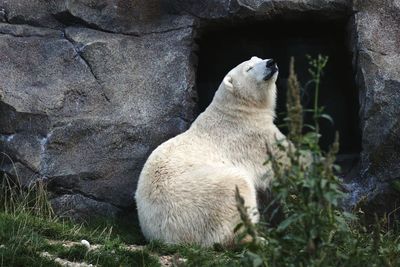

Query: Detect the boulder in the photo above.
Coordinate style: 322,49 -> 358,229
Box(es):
344,0 -> 400,213
167,0 -> 350,20
0,0 -> 64,28
0,21 -> 196,216
0,0 -> 194,34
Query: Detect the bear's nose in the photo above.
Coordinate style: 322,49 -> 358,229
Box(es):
266,59 -> 276,68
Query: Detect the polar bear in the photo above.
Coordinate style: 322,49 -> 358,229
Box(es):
135,56 -> 287,247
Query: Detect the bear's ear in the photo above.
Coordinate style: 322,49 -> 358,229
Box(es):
223,76 -> 234,92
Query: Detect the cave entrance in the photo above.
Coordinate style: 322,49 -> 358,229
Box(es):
195,19 -> 361,173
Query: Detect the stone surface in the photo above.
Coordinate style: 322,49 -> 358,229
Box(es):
343,0 -> 400,212
62,0 -> 194,35
168,0 -> 350,19
0,0 -> 194,34
0,0 -> 64,28
0,0 -> 399,218
50,194 -> 120,220
0,19 -> 196,216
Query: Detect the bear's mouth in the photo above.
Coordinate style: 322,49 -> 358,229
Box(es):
263,59 -> 278,81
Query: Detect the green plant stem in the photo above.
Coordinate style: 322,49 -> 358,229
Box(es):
313,67 -> 321,134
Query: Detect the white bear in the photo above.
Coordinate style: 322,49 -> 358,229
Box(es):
135,56 -> 287,247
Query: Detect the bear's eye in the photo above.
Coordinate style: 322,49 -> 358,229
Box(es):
245,66 -> 253,72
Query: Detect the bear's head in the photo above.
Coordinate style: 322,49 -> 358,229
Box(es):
215,56 -> 278,113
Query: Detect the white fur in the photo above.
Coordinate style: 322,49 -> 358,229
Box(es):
135,57 -> 287,247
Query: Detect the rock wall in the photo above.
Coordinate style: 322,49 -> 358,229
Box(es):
346,0 -> 400,213
0,0 -> 398,218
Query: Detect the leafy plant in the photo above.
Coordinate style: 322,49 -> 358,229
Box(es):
306,54 -> 330,134
234,56 -> 400,267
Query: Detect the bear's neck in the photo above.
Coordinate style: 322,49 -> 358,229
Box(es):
209,88 -> 276,124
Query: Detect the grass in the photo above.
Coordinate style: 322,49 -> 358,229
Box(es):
0,171 -> 159,267
0,195 -> 244,267
0,202 -> 160,267
1,56 -> 400,266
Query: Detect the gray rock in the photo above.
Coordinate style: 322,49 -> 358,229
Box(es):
50,194 -> 121,220
0,0 -> 65,28
63,0 -> 194,35
345,0 -> 400,213
0,22 -> 196,216
0,0 -> 194,34
0,8 -> 6,22
0,161 -> 39,187
352,0 -> 400,181
0,23 -> 62,37
166,0 -> 238,19
168,0 -> 350,19
0,24 -> 109,117
0,133 -> 42,172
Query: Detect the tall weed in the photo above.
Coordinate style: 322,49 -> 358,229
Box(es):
235,56 -> 400,267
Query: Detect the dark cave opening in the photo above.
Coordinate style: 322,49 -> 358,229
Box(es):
195,19 -> 361,165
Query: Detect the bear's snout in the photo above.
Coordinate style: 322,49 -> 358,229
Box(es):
263,59 -> 278,81
266,59 -> 276,68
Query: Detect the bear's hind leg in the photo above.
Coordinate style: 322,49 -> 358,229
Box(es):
161,167 -> 259,247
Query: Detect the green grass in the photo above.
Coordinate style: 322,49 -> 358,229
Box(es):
56,242 -> 159,267
146,241 -> 244,266
0,210 -> 159,267
0,171 -> 159,267
0,213 -> 56,267
0,206 -> 242,267
0,205 -> 244,267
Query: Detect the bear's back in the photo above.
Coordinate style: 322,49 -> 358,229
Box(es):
136,129 -> 225,197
